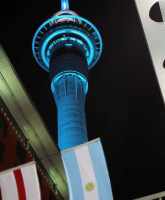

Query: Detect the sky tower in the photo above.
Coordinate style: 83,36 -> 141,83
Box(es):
32,0 -> 103,150
32,1 -> 113,199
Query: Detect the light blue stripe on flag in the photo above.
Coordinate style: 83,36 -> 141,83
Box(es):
62,138 -> 113,200
62,151 -> 84,200
88,139 -> 113,200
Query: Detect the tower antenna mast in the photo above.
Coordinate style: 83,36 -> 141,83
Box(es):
61,0 -> 69,10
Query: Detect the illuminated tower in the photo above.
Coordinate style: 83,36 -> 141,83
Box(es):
32,0 -> 103,150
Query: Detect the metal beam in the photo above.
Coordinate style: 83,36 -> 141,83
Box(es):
134,190 -> 165,199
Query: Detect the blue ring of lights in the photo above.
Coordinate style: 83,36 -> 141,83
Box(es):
41,28 -> 94,70
32,14 -> 103,72
51,70 -> 88,94
46,37 -> 88,58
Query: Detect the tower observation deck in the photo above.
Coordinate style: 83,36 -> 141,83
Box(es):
32,0 -> 103,150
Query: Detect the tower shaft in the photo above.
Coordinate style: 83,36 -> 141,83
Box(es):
51,73 -> 88,149
50,47 -> 89,150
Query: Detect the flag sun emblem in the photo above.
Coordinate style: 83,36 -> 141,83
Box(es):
85,182 -> 95,192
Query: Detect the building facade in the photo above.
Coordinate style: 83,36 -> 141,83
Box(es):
0,46 -> 68,199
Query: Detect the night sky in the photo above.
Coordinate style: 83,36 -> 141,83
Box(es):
1,0 -> 165,199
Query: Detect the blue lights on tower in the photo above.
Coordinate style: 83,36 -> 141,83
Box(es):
61,0 -> 69,10
32,1 -> 103,150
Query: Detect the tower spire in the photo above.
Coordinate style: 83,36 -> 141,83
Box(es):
61,0 -> 69,10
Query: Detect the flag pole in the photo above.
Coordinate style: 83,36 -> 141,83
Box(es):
61,0 -> 70,10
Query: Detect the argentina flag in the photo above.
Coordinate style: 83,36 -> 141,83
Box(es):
61,138 -> 113,200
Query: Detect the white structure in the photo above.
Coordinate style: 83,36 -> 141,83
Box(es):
133,1 -> 165,198
134,0 -> 165,103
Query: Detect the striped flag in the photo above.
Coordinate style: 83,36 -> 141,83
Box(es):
61,138 -> 113,200
0,161 -> 41,200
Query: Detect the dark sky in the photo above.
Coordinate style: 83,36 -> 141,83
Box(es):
1,0 -> 165,199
